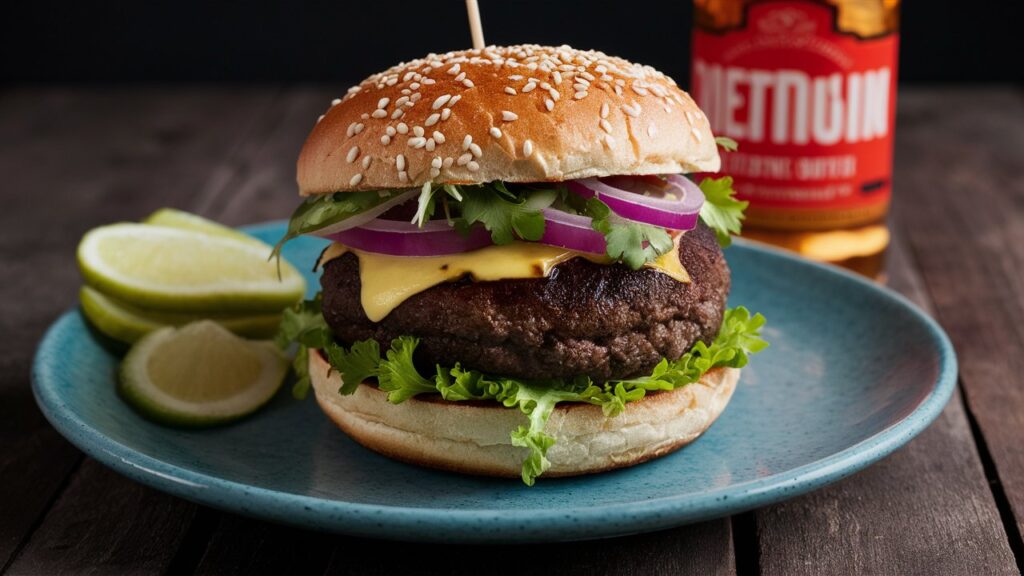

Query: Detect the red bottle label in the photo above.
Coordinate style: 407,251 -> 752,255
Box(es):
692,1 -> 898,227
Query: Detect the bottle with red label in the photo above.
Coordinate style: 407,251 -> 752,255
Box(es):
691,0 -> 900,278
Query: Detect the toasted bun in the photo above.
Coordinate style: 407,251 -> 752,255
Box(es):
309,349 -> 737,478
298,45 -> 719,195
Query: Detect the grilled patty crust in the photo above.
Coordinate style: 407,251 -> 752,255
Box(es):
320,223 -> 730,382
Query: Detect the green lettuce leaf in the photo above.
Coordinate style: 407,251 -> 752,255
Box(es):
277,298 -> 768,485
275,296 -> 332,399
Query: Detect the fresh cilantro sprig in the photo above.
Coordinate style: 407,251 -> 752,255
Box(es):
271,190 -> 403,263
278,300 -> 767,485
699,176 -> 747,247
585,197 -> 674,270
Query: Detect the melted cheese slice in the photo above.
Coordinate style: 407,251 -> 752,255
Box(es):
318,238 -> 689,322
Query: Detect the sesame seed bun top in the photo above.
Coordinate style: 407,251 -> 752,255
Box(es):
297,44 -> 720,195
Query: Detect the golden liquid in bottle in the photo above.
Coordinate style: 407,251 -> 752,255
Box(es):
693,0 -> 900,279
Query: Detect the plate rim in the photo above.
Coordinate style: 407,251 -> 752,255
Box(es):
31,222 -> 958,543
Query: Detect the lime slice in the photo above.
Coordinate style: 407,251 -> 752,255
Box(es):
143,208 -> 260,245
78,223 -> 305,313
80,286 -> 281,344
119,320 -> 287,426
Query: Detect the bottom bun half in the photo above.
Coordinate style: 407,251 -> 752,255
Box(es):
309,349 -> 739,478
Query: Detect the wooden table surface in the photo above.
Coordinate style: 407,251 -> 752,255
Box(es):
1,86 -> 1022,575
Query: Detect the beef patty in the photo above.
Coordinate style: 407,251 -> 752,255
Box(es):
321,223 -> 730,382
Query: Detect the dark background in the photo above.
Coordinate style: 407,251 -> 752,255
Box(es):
2,1 -> 1020,87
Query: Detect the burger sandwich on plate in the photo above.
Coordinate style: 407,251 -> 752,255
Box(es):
275,45 -> 767,485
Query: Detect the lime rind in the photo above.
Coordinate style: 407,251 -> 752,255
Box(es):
119,321 -> 288,426
77,223 -> 305,313
80,286 -> 281,344
143,208 -> 262,245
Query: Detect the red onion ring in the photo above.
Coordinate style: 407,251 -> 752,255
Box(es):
323,219 -> 493,256
540,208 -> 607,254
566,175 -> 704,231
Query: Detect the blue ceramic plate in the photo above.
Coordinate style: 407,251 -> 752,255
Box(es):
33,222 -> 956,543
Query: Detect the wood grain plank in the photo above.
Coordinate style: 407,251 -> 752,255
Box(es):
320,520 -> 734,576
0,86 -> 280,574
894,88 -> 1024,552
752,89 -> 1021,576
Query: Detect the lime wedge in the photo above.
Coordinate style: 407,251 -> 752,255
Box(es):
80,286 -> 281,344
78,223 -> 305,313
119,320 -> 287,426
143,208 -> 260,245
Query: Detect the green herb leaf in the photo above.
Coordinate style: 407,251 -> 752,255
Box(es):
275,296 -> 333,399
698,176 -> 747,247
587,198 -> 673,269
715,136 -> 739,152
324,339 -> 380,395
272,190 -> 402,262
458,186 -> 549,244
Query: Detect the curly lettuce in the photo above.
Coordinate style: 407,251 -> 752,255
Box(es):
278,301 -> 767,485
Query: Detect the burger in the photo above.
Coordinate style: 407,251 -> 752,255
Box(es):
274,45 -> 766,485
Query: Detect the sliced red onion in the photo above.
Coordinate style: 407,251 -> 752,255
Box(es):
323,218 -> 493,256
540,208 -> 607,254
566,175 -> 704,231
310,188 -> 420,237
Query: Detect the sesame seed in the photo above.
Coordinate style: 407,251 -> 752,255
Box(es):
413,126 -> 425,137
454,71 -> 466,82
523,139 -> 534,156
432,94 -> 452,109
462,135 -> 473,150
457,152 -> 473,165
540,82 -> 551,90
377,97 -> 390,109
391,109 -> 404,120
489,127 -> 502,138
622,102 -> 641,118
399,171 -> 408,182
346,122 -> 357,137
614,85 -> 623,96
386,126 -> 397,136
549,88 -> 560,101
410,82 -> 420,90
647,123 -> 657,137
632,85 -> 650,96
431,157 -> 443,168
425,113 -> 440,126
331,98 -> 341,106
408,137 -> 427,148
469,142 -> 482,157
395,96 -> 409,107
604,134 -> 616,148
354,123 -> 365,134
523,82 -> 537,93
397,123 -> 409,134
443,157 -> 454,168
396,154 -> 406,171
346,146 -> 360,163
691,127 -> 702,142
317,114 -> 324,123
440,108 -> 452,121
410,93 -> 422,102
504,87 -> 517,95
430,167 -> 440,178
553,71 -> 562,84
361,113 -> 370,120
509,75 -> 523,81
386,77 -> 397,86
422,78 -> 436,85
371,109 -> 387,119
573,83 -> 589,92
426,138 -> 436,151
362,156 -> 372,169
433,131 -> 445,143
448,95 -> 462,106
574,91 -> 587,99
463,79 -> 474,88
544,98 -> 554,112
600,119 -> 612,133
467,161 -> 480,172
502,111 -> 519,121
447,63 -> 460,75
600,103 -> 609,118
380,135 -> 391,145
349,173 -> 363,186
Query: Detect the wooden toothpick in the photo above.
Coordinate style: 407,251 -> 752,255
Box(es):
465,0 -> 485,50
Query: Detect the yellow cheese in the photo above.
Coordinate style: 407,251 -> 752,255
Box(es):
318,238 -> 689,322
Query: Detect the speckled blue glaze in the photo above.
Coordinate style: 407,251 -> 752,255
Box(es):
32,222 -> 956,543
